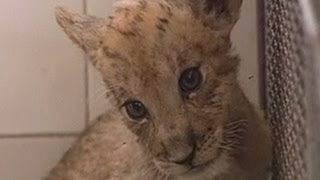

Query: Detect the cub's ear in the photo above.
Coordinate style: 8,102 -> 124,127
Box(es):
189,0 -> 242,33
55,7 -> 107,52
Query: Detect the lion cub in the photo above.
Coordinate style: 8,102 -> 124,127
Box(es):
47,0 -> 272,179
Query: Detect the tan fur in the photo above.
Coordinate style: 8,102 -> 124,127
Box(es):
47,0 -> 272,179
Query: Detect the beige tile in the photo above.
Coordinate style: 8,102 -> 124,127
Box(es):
86,0 -> 114,18
87,64 -> 113,121
232,1 -> 261,107
0,137 -> 75,180
86,0 -> 114,121
0,0 -> 86,133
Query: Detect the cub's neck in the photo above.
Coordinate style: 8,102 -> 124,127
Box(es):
226,84 -> 272,178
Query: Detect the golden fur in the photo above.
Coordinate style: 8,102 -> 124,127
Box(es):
47,0 -> 272,179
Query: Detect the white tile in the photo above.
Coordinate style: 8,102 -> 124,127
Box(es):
232,0 -> 261,107
86,0 -> 114,121
0,0 -> 86,133
0,137 -> 75,180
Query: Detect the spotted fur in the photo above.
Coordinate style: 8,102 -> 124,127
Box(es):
47,0 -> 272,180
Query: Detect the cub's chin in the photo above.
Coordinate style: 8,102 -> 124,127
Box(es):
153,153 -> 230,179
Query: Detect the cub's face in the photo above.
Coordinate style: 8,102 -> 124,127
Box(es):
56,0 -> 243,177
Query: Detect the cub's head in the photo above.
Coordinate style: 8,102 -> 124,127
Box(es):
56,0 -> 244,178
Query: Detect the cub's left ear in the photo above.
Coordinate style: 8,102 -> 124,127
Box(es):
189,0 -> 242,34
55,7 -> 107,53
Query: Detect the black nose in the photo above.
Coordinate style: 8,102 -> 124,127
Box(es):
173,147 -> 195,166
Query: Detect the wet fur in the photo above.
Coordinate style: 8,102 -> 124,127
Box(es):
47,0 -> 272,180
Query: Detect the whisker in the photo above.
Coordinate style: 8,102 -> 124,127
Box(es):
143,166 -> 155,177
225,119 -> 248,127
218,119 -> 249,154
223,129 -> 246,135
218,144 -> 235,151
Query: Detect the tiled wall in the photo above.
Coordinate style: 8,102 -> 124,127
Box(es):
0,1 -> 260,179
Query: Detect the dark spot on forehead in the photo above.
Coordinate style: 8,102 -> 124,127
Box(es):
157,2 -> 173,17
141,66 -> 160,85
138,0 -> 148,10
108,24 -> 138,37
167,7 -> 173,17
134,14 -> 144,22
169,124 -> 177,130
103,46 -> 128,61
158,17 -> 169,24
158,2 -> 166,10
156,24 -> 166,32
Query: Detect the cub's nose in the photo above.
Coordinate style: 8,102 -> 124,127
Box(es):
167,144 -> 195,166
173,148 -> 195,166
159,126 -> 197,166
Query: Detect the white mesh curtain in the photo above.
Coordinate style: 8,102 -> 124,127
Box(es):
263,0 -> 320,179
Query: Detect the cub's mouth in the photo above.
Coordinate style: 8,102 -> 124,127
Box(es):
153,149 -> 227,178
153,141 -> 223,176
152,127 -> 233,177
152,119 -> 247,177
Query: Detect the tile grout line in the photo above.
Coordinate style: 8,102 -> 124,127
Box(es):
83,0 -> 90,128
0,132 -> 80,139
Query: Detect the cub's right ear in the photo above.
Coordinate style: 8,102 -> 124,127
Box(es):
55,7 -> 107,53
189,0 -> 242,34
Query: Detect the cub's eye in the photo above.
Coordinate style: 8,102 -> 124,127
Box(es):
124,100 -> 148,121
179,67 -> 203,94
